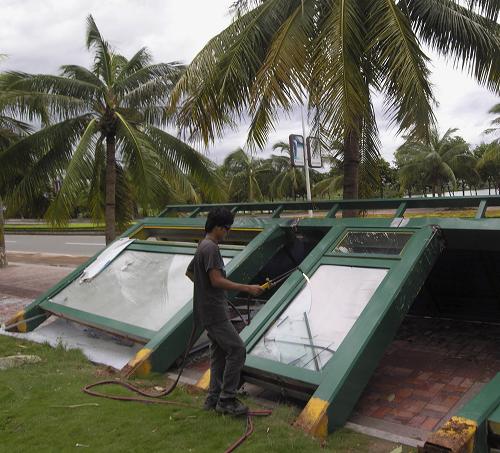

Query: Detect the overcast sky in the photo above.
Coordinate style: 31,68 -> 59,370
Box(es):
2,0 -> 499,165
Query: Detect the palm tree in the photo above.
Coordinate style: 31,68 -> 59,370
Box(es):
477,142 -> 500,194
0,53 -> 37,267
485,103 -> 500,143
395,128 -> 471,197
171,0 -> 500,208
221,148 -> 268,202
0,109 -> 33,268
0,16 -> 223,244
268,141 -> 306,199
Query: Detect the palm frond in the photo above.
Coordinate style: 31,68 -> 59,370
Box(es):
369,0 -> 435,139
406,0 -> 500,91
45,119 -> 99,225
86,15 -> 114,85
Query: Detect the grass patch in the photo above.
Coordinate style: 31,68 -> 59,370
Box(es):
4,223 -> 106,231
0,336 -> 416,452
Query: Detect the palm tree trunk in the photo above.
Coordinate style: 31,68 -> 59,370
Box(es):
342,129 -> 360,217
105,135 -> 117,245
0,196 -> 7,268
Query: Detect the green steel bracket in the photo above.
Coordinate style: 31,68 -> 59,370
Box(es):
394,202 -> 407,218
271,205 -> 284,218
423,372 -> 500,453
490,404 -> 500,446
160,196 -> 500,218
294,226 -> 445,437
475,199 -> 488,219
325,204 -> 340,218
189,207 -> 202,218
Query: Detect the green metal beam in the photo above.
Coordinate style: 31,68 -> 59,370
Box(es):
476,199 -> 488,219
189,207 -> 202,218
394,202 -> 407,218
160,195 -> 500,217
325,204 -> 340,218
40,301 -> 155,342
271,205 -> 284,218
294,226 -> 444,436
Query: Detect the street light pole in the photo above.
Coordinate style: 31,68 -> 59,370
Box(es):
301,105 -> 313,217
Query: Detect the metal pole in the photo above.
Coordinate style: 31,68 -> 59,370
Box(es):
300,105 -> 313,217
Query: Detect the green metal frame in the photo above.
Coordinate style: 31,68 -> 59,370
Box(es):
7,196 -> 500,437
240,223 -> 444,431
158,195 -> 500,218
6,237 -> 239,339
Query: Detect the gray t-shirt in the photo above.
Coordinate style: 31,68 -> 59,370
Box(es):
187,238 -> 229,327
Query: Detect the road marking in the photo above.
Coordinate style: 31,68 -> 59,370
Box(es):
65,242 -> 105,246
6,240 -> 17,243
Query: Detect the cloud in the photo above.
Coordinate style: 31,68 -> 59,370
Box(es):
2,0 -> 499,165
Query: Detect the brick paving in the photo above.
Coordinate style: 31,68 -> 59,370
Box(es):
352,316 -> 500,434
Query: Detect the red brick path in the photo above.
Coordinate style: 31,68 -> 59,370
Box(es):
353,316 -> 500,433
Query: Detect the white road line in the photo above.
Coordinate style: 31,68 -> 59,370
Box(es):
5,240 -> 17,243
65,242 -> 105,246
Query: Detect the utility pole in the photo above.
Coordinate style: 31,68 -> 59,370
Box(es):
301,105 -> 313,217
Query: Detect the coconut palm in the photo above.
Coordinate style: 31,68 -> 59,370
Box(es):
222,148 -> 269,202
267,141 -> 306,199
477,142 -> 500,194
171,0 -> 500,207
0,53 -> 38,267
484,103 -> 500,142
395,128 -> 471,196
0,16 -> 223,244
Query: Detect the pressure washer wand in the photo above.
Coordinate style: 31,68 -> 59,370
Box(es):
259,267 -> 299,291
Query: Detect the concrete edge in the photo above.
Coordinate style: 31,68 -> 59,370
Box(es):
345,421 -> 424,448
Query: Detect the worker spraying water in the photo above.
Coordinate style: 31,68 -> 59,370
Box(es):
186,208 -> 264,415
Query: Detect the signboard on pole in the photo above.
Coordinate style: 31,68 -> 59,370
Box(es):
289,134 -> 305,167
306,137 -> 323,168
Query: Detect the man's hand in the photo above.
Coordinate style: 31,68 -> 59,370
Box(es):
245,284 -> 265,297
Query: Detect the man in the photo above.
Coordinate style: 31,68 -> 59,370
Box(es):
186,208 -> 263,416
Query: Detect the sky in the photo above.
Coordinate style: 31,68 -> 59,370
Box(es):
2,0 -> 499,165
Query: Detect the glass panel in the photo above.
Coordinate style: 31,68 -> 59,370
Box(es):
251,265 -> 388,371
50,251 -> 225,332
333,231 -> 412,255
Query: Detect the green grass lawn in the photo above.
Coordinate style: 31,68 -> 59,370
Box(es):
0,335 -> 415,453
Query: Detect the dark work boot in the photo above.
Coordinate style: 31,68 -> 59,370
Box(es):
203,395 -> 219,411
215,398 -> 249,416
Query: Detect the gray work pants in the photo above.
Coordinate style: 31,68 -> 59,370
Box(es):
205,319 -> 246,401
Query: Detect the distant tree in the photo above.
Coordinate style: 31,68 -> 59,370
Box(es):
484,103 -> 500,143
395,128 -> 471,197
221,148 -> 268,202
267,141 -> 306,200
0,16 -> 223,244
476,142 -> 500,194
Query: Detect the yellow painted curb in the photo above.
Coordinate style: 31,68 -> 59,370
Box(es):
8,310 -> 27,333
424,416 -> 477,453
124,348 -> 152,377
196,369 -> 211,390
294,397 -> 329,439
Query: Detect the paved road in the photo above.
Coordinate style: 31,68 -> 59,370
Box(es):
5,234 -> 106,256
